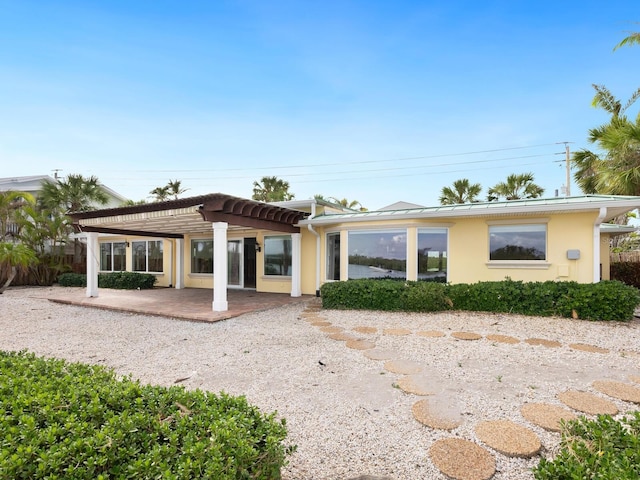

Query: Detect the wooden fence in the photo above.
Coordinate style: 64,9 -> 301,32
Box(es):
611,251 -> 640,263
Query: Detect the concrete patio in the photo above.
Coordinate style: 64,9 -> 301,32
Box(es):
44,287 -> 314,322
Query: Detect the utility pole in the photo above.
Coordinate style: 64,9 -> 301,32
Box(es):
556,142 -> 572,196
52,169 -> 62,180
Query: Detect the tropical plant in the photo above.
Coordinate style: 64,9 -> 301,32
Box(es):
572,85 -> 640,195
329,197 -> 367,211
614,24 -> 640,50
487,173 -> 544,201
252,176 -> 294,202
439,179 -> 482,205
150,179 -> 188,202
0,242 -> 37,293
0,190 -> 35,241
39,174 -> 109,214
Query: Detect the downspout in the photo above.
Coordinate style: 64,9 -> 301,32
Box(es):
593,207 -> 607,283
307,201 -> 321,297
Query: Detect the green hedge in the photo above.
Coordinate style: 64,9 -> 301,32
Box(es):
0,351 -> 294,479
534,413 -> 640,479
320,279 -> 640,321
58,272 -> 157,290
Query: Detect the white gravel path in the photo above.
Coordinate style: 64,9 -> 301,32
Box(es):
2,286 -> 639,480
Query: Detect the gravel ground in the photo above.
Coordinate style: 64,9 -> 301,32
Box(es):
2,286 -> 640,480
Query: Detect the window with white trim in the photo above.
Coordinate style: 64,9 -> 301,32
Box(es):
326,232 -> 340,280
100,242 -> 126,271
132,240 -> 163,272
264,235 -> 292,276
191,239 -> 213,274
489,224 -> 546,260
347,230 -> 406,279
418,228 -> 447,281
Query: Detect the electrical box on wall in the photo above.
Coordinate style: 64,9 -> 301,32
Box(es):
567,249 -> 580,260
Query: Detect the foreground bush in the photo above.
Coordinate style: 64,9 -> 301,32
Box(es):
320,279 -> 640,321
0,351 -> 294,479
58,272 -> 157,289
533,413 -> 640,479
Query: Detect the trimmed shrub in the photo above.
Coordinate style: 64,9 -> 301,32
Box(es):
98,272 -> 156,290
57,272 -> 157,290
534,413 -> 640,479
57,272 -> 87,287
0,350 -> 295,479
321,279 -> 640,321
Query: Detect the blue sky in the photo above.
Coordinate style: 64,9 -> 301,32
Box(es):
1,1 -> 639,209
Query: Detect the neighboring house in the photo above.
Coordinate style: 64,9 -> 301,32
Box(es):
0,175 -> 128,209
69,193 -> 640,312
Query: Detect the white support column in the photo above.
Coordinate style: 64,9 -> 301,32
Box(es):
212,222 -> 228,311
175,238 -> 184,289
291,232 -> 302,297
85,232 -> 99,298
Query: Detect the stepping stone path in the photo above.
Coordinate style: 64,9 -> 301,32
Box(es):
525,338 -> 562,348
486,334 -> 519,344
429,438 -> 495,480
353,326 -> 377,334
558,390 -> 619,415
300,303 -> 640,480
592,380 -> 640,404
569,343 -> 609,354
475,420 -> 541,458
384,359 -> 423,374
520,403 -> 577,432
319,326 -> 344,334
416,330 -> 445,338
412,398 -> 462,430
345,339 -> 376,350
362,349 -> 396,360
397,374 -> 438,396
452,331 -> 483,341
383,328 -> 412,336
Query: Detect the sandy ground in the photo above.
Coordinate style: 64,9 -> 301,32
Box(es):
2,286 -> 639,479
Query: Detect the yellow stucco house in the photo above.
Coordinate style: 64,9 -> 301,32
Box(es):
70,193 -> 640,312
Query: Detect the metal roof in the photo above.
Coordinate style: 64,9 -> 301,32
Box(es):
301,195 -> 640,225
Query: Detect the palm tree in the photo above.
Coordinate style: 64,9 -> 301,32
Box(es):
439,179 -> 482,205
252,176 -> 294,202
0,242 -> 37,293
328,197 -> 367,211
0,191 -> 35,241
167,179 -> 188,199
572,85 -> 640,195
149,185 -> 170,202
39,174 -> 109,214
487,173 -> 544,201
614,25 -> 640,50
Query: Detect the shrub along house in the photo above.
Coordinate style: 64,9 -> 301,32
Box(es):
69,193 -> 640,312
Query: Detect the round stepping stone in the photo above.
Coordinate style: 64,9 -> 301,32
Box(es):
384,359 -> 423,374
319,326 -> 344,334
569,343 -> 609,354
397,375 -> 437,396
630,375 -> 640,384
363,349 -> 396,361
520,403 -> 577,432
311,320 -> 332,326
593,380 -> 640,404
383,328 -> 412,336
475,419 -> 541,458
412,399 -> 462,430
558,390 -> 618,415
299,312 -> 318,318
353,326 -> 377,334
452,331 -> 482,341
429,438 -> 495,480
327,332 -> 358,341
525,338 -> 562,348
416,330 -> 445,338
345,339 -> 376,350
486,334 -> 519,344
